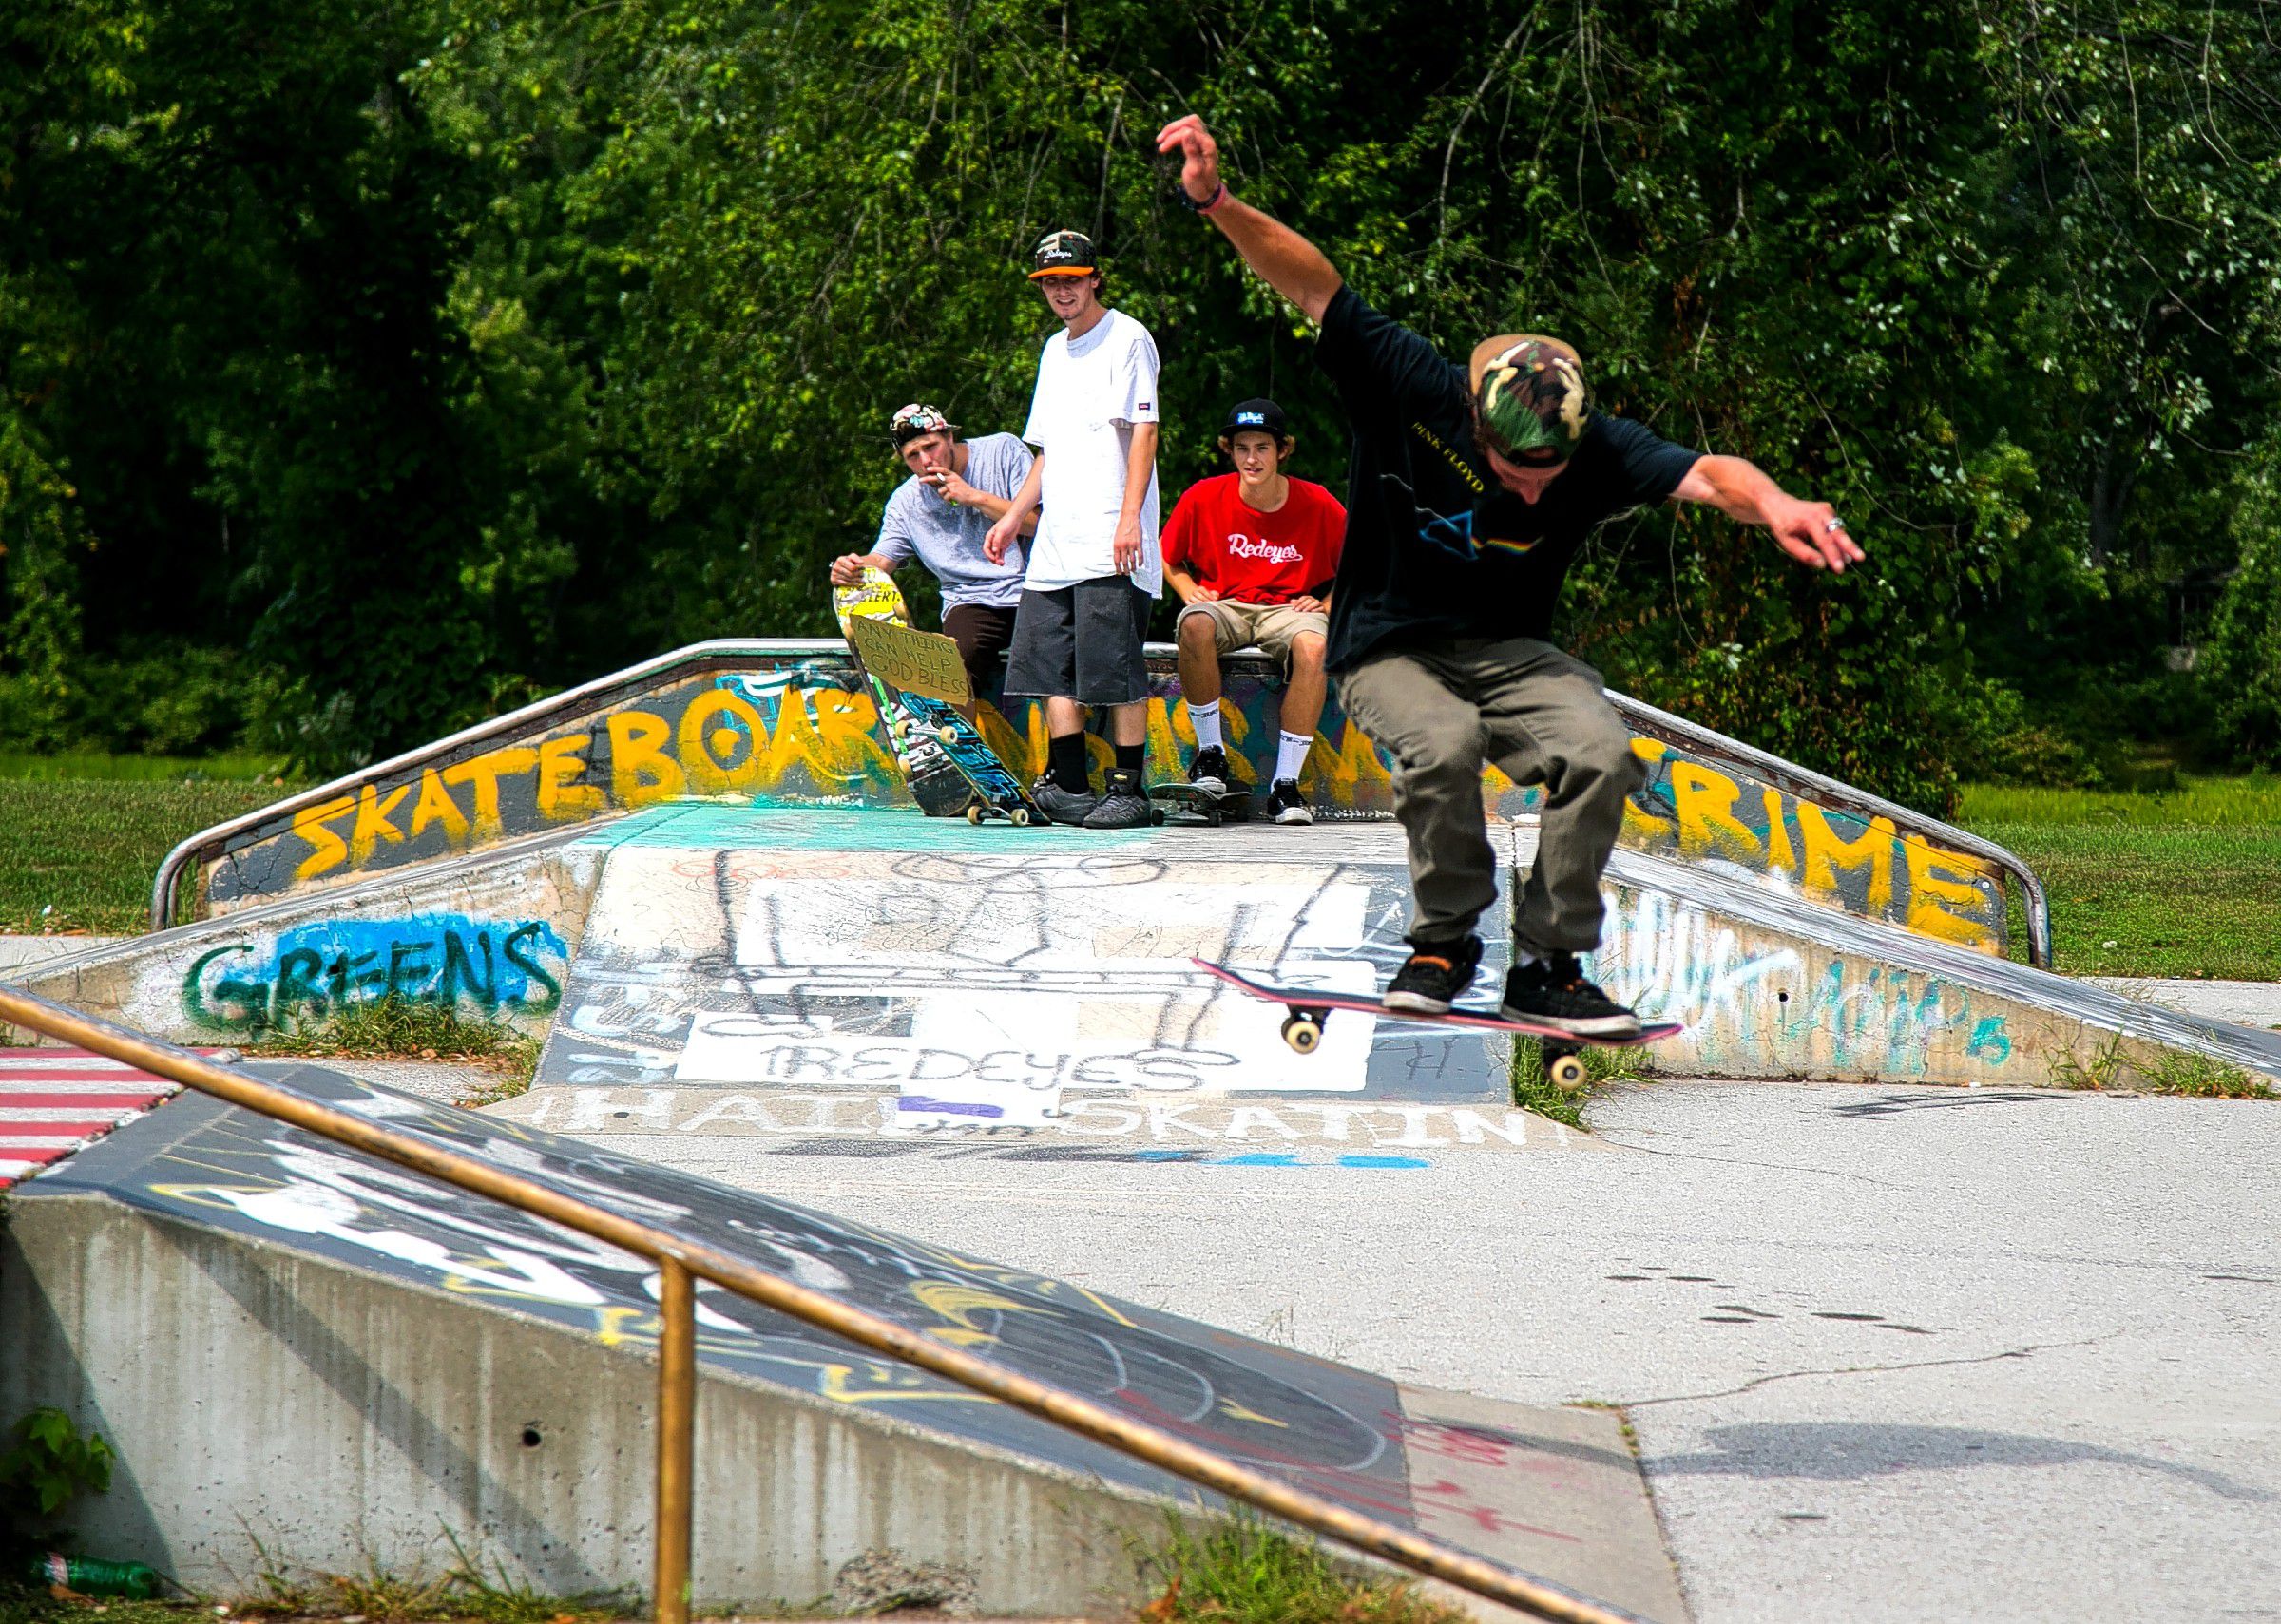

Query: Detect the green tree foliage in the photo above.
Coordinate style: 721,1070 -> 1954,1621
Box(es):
5,0 -> 2279,799
2203,435 -> 2281,765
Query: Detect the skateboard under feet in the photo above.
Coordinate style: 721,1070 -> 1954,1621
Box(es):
1193,958 -> 1681,1092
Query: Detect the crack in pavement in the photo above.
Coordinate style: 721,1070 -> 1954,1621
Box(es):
1587,1133 -> 1904,1188
1613,1332 -> 2115,1409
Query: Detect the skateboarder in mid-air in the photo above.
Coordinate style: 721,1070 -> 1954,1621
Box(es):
831,403 -> 1035,719
1156,113 -> 1866,1037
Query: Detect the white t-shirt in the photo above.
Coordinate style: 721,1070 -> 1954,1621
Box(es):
1019,307 -> 1163,596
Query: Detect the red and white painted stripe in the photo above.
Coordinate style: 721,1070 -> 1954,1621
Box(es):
0,1048 -> 182,1190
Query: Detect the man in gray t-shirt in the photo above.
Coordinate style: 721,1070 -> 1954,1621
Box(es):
831,403 -> 1036,712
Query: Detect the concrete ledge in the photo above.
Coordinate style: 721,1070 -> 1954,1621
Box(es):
2,1194 -> 1167,1614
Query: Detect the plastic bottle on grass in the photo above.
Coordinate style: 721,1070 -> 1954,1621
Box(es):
29,1552 -> 161,1598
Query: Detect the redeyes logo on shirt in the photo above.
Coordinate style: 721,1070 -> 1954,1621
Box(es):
1224,532 -> 1305,564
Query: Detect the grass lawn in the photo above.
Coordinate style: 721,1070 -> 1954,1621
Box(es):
0,777 -> 286,934
1957,775 -> 2281,982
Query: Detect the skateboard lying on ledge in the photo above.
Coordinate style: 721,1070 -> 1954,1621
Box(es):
1146,779 -> 1252,827
1192,958 -> 1683,1092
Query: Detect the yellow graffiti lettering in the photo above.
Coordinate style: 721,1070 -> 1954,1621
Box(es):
1622,739 -> 1675,841
1796,804 -> 1896,915
977,702 -> 1037,778
607,710 -> 685,805
1762,787 -> 1797,874
1310,719 -> 1392,808
1149,697 -> 1188,777
758,686 -> 827,785
808,685 -> 900,784
291,795 -> 355,881
442,745 -> 540,838
536,734 -> 604,821
407,767 -> 470,845
1671,763 -> 1763,864
1904,839 -> 1998,947
349,781 -> 412,867
679,689 -> 769,794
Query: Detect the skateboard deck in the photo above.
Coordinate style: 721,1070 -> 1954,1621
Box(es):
1192,957 -> 1681,1091
846,613 -> 1040,826
832,568 -> 971,817
1147,779 -> 1252,826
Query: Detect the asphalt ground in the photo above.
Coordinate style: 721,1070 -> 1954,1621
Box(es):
560,1079 -> 2280,1624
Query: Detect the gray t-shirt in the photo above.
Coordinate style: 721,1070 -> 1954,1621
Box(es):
873,431 -> 1034,610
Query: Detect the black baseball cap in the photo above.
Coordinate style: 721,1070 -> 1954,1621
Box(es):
1220,398 -> 1288,438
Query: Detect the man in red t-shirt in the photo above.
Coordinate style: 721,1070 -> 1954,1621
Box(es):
1161,397 -> 1347,824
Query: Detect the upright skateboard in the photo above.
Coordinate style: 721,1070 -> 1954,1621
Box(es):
1192,958 -> 1682,1092
832,567 -> 972,817
843,612 -> 1040,826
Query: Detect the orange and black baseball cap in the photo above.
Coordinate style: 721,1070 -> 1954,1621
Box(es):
1028,229 -> 1098,279
1467,334 -> 1591,463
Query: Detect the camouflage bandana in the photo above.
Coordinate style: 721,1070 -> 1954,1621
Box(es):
1473,338 -> 1591,463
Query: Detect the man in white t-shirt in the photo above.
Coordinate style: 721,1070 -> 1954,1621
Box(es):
985,229 -> 1161,829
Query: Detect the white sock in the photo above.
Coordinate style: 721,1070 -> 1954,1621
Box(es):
1275,730 -> 1312,785
1190,700 -> 1223,751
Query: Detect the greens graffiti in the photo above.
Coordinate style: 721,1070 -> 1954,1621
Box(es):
180,915 -> 568,1033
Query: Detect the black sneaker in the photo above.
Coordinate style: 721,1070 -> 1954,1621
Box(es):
1082,766 -> 1152,829
1268,777 -> 1313,825
1187,744 -> 1230,794
1383,936 -> 1484,1014
1500,953 -> 1641,1038
1031,774 -> 1099,826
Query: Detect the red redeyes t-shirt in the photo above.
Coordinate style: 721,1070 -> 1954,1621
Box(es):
1160,474 -> 1347,606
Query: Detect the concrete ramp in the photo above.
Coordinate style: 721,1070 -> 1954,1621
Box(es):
1587,834 -> 2281,1090
14,800 -> 2273,1116
151,641 -> 2036,961
541,806 -> 1510,1109
0,1064 -> 1685,1620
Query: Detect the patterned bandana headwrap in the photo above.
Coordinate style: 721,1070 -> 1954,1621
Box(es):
889,402 -> 958,448
1470,336 -> 1591,463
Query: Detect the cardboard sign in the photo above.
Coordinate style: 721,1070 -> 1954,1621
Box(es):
847,614 -> 973,705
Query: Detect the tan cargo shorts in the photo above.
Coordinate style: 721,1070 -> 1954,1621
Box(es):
1176,598 -> 1330,667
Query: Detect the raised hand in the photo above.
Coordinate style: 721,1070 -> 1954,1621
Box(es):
1155,114 -> 1221,206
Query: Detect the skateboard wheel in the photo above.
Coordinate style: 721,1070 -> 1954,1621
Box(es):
890,719 -> 911,741
1282,1015 -> 1323,1055
934,725 -> 959,746
1548,1053 -> 1588,1093
1010,807 -> 1032,827
966,804 -> 985,825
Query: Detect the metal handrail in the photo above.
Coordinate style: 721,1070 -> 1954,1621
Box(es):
0,986 -> 1657,1624
150,638 -> 2050,965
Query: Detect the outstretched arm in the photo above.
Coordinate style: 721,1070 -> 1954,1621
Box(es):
1671,454 -> 1867,574
1156,115 -> 1343,325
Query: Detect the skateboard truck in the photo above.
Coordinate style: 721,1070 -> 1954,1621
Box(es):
1280,1005 -> 1332,1055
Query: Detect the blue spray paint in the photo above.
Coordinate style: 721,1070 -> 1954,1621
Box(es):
182,914 -> 567,1033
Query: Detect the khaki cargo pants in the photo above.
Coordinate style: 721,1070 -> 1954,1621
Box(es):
1337,637 -> 1644,953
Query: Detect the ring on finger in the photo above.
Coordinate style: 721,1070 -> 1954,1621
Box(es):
1823,517 -> 1847,533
